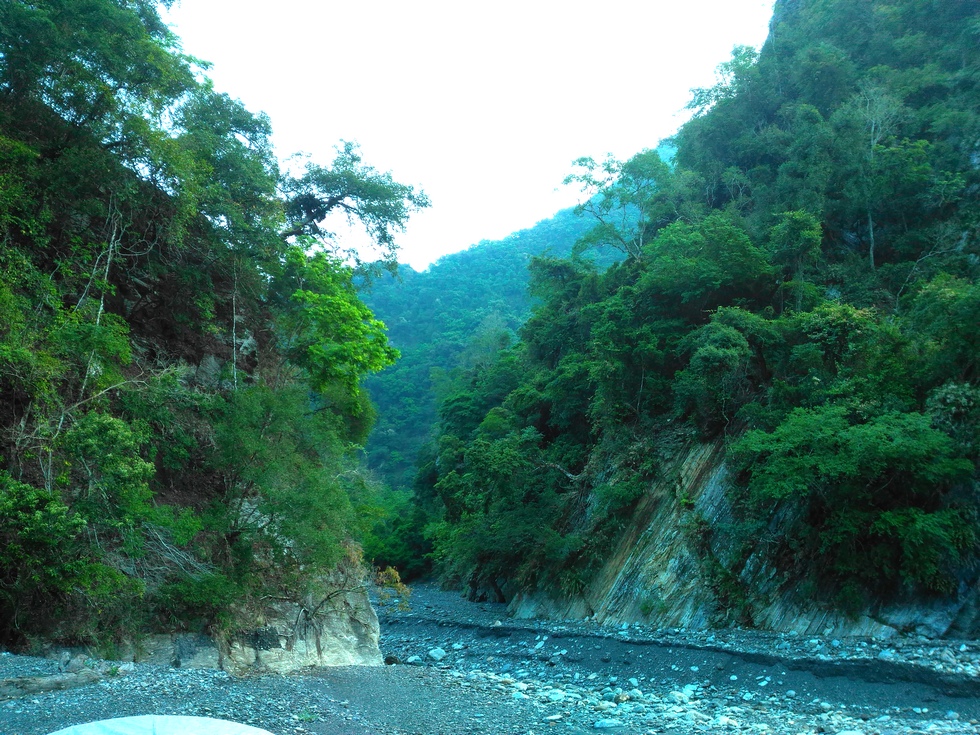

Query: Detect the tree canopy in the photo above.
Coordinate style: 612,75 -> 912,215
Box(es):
0,0 -> 425,646
392,0 -> 980,613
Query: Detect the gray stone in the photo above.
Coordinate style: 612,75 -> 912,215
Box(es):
0,669 -> 101,701
428,647 -> 447,661
593,719 -> 624,729
64,655 -> 88,674
174,633 -> 220,669
203,561 -> 382,676
504,440 -> 967,638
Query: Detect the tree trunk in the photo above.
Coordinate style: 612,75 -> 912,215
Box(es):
868,209 -> 876,271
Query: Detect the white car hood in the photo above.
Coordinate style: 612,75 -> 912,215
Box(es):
47,715 -> 274,735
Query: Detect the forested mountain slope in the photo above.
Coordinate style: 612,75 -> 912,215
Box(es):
0,0 -> 423,649
361,208 -> 597,492
409,0 -> 980,627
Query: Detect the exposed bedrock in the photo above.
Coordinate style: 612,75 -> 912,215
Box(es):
509,441 -> 980,639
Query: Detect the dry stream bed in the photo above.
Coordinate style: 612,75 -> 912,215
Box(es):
2,584 -> 979,735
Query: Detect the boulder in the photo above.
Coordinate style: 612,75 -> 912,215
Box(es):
221,584 -> 382,675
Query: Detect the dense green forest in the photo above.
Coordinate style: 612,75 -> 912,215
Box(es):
359,210 -> 609,577
360,209 -> 610,488
394,0 -> 980,611
0,0 -> 425,647
361,153 -> 656,499
3,0 -> 979,650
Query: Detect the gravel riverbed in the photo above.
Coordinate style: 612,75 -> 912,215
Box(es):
2,583 -> 979,735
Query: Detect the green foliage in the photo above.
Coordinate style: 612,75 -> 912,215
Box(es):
594,478 -> 645,515
564,149 -> 669,259
0,473 -> 86,607
361,207 -> 598,495
904,274 -> 979,383
406,0 -> 980,610
361,491 -> 432,580
154,573 -> 239,630
733,404 -> 974,592
687,45 -> 760,115
770,210 -> 824,311
735,405 -> 970,502
0,0 -> 424,646
282,247 -> 398,395
0,471 -> 151,642
60,412 -> 155,527
927,382 -> 980,459
639,214 -> 773,317
283,141 -> 430,271
209,385 -> 354,575
674,321 -> 753,430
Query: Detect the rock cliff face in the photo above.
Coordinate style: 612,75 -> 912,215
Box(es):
136,581 -> 382,675
221,587 -> 383,675
509,440 -> 980,639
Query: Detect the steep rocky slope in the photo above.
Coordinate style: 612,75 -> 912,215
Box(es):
510,441 -> 980,640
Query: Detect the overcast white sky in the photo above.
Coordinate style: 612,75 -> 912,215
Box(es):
164,0 -> 775,270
